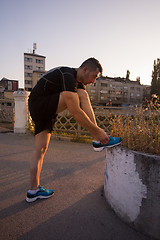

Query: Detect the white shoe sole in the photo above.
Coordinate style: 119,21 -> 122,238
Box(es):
26,193 -> 54,203
93,142 -> 122,152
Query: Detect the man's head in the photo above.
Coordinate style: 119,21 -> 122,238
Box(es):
78,58 -> 103,85
80,58 -> 103,74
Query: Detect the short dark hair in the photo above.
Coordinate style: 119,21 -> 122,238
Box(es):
80,57 -> 103,73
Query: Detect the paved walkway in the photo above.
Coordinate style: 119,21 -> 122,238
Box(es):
0,131 -> 151,240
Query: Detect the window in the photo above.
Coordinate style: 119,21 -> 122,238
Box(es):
137,88 -> 140,91
8,81 -> 12,90
130,93 -> 134,97
130,87 -> 134,90
25,65 -> 32,70
24,57 -> 32,62
36,59 -> 43,64
101,83 -> 108,87
36,66 -> 44,71
100,90 -> 107,93
2,102 -> 12,106
25,80 -> 32,84
91,90 -> 96,93
109,90 -> 115,94
25,72 -> 32,77
137,93 -> 140,97
25,88 -> 32,91
116,85 -> 122,89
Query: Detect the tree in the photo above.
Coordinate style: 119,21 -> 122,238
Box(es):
151,59 -> 160,97
126,70 -> 130,81
136,77 -> 141,85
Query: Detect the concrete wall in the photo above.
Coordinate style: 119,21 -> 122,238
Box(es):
104,147 -> 160,240
0,99 -> 14,123
4,91 -> 14,100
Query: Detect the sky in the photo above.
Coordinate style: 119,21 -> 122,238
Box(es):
0,0 -> 160,88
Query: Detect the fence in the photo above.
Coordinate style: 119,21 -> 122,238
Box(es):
39,106 -> 138,136
28,105 -> 160,137
28,110 -> 111,136
54,110 -> 111,136
2,97 -> 158,137
28,107 -> 128,136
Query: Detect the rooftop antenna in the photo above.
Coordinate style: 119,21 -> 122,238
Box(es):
33,42 -> 37,54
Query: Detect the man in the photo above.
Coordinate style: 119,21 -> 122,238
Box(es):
26,58 -> 121,202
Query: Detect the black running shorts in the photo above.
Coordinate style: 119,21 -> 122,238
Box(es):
28,93 -> 60,135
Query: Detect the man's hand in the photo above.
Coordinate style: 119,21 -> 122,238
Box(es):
92,127 -> 109,145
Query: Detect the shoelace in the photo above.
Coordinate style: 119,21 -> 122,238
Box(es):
39,185 -> 45,191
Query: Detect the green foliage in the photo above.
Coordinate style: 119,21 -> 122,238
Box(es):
126,70 -> 130,81
151,59 -> 160,96
27,116 -> 35,134
136,77 -> 141,85
109,102 -> 160,155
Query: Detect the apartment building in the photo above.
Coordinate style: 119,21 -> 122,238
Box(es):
86,76 -> 149,106
24,46 -> 46,91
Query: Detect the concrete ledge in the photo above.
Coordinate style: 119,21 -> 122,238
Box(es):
104,146 -> 160,240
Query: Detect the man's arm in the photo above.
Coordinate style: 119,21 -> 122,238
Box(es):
61,91 -> 109,144
77,89 -> 97,125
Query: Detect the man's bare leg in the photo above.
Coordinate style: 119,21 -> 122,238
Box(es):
29,94 -> 67,190
77,89 -> 97,125
30,130 -> 51,189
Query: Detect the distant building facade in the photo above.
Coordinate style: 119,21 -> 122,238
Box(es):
0,78 -> 18,91
24,45 -> 46,91
0,78 -> 19,100
86,76 -> 150,106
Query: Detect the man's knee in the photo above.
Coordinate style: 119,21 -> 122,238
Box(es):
77,89 -> 89,105
77,89 -> 88,98
34,130 -> 51,157
40,144 -> 48,154
34,143 -> 48,160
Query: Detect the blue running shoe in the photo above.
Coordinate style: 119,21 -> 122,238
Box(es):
26,185 -> 54,202
92,136 -> 122,152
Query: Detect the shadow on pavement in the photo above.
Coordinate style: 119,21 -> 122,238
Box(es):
0,200 -> 37,220
17,188 -> 149,240
0,155 -> 104,202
